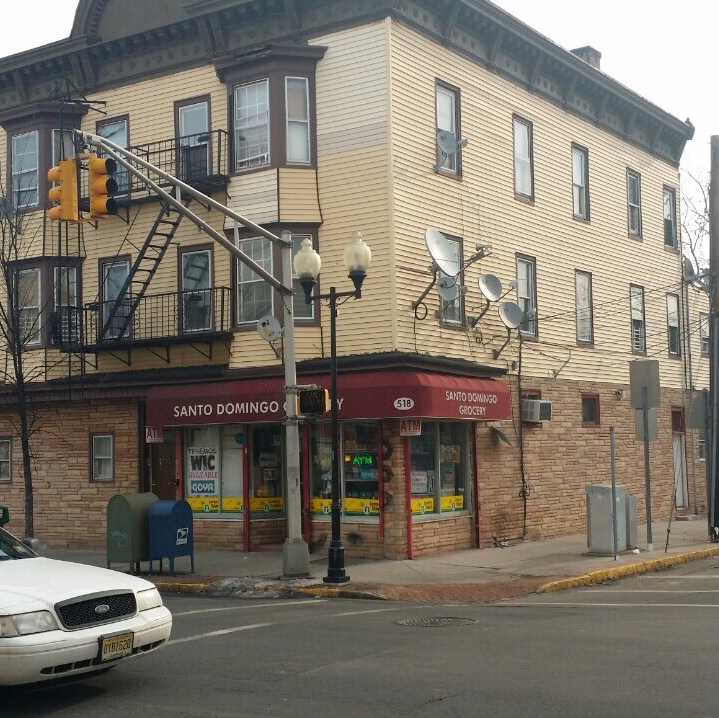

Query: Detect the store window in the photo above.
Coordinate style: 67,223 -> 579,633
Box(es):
0,439 -> 10,482
184,425 -> 244,515
410,422 -> 468,516
310,422 -> 380,518
249,425 -> 284,515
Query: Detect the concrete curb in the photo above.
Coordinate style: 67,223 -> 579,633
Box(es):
537,546 -> 719,593
153,581 -> 214,593
293,587 -> 387,601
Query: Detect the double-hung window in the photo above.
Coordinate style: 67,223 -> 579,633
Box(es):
0,439 -> 9,481
666,293 -> 681,356
575,270 -> 593,344
700,313 -> 710,356
285,77 -> 310,164
663,187 -> 677,248
630,285 -> 646,352
516,256 -> 537,336
92,434 -> 113,482
12,131 -> 39,209
237,237 -> 273,324
439,236 -> 463,325
627,170 -> 642,236
97,119 -> 130,194
54,266 -> 79,343
572,146 -> 589,219
17,268 -> 41,346
234,80 -> 270,170
513,117 -> 533,198
436,84 -> 460,174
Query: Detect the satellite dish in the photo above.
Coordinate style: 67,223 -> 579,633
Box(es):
257,316 -> 283,342
437,130 -> 459,156
425,228 -> 460,277
683,255 -> 696,282
437,276 -> 460,302
478,274 -> 503,302
498,302 -> 524,330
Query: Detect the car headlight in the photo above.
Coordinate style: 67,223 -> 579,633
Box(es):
136,588 -> 163,611
0,611 -> 58,637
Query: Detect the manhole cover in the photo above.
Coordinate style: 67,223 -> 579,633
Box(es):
396,617 -> 476,628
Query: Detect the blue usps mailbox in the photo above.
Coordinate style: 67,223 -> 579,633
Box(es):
148,500 -> 194,575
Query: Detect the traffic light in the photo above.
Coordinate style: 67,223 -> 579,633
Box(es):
88,155 -> 119,219
47,160 -> 79,222
298,388 -> 330,416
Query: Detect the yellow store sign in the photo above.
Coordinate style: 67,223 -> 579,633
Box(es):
411,498 -> 435,515
187,497 -> 219,513
344,498 -> 380,516
310,498 -> 332,515
249,497 -> 284,514
440,496 -> 464,512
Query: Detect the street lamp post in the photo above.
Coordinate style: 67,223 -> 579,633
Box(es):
294,232 -> 372,584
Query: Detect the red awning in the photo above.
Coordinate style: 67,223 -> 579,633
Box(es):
146,370 -> 510,427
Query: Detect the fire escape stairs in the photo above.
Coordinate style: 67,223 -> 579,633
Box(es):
97,198 -> 192,343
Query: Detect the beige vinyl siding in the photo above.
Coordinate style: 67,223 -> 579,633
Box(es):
389,20 -> 690,388
278,168 -> 321,223
224,170 -> 278,229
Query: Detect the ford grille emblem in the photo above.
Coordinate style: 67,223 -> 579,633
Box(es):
95,604 -> 111,615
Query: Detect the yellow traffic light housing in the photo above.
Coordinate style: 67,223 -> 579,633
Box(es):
88,155 -> 119,219
47,160 -> 79,223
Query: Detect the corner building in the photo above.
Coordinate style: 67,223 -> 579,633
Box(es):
0,0 -> 705,559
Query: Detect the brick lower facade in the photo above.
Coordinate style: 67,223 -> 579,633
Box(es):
0,377 -> 703,560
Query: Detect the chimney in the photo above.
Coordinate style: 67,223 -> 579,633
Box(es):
570,46 -> 601,70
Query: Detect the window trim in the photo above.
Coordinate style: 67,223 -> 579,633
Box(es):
516,253 -> 538,338
235,236 -> 274,326
666,292 -> 681,358
700,312 -> 710,357
574,269 -> 594,346
435,80 -> 462,178
17,267 -> 42,347
178,244 -> 214,335
627,169 -> 642,237
11,130 -> 40,210
630,284 -> 646,354
0,438 -> 11,483
91,433 -> 114,483
581,394 -> 601,427
234,78 -> 271,171
285,76 -> 311,166
663,185 -> 678,250
571,143 -> 590,220
438,234 -> 465,328
512,115 -> 534,201
698,438 -> 706,462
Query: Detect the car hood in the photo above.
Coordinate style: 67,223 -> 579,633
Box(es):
0,558 -> 154,612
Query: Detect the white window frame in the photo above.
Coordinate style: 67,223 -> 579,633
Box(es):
575,270 -> 593,344
17,267 -> 41,346
438,236 -> 463,326
630,285 -> 646,353
698,438 -> 706,462
666,293 -> 681,356
572,146 -> 588,219
92,434 -> 114,482
236,237 -> 274,325
516,256 -> 537,336
0,438 -> 10,482
436,84 -> 459,174
181,249 -> 213,333
700,313 -> 710,357
627,170 -> 642,236
285,77 -> 311,165
663,186 -> 677,248
12,131 -> 39,209
234,79 -> 270,170
513,117 -> 533,198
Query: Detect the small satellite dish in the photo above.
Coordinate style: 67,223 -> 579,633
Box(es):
478,274 -> 503,302
437,276 -> 460,302
425,228 -> 460,277
498,302 -> 524,330
683,255 -> 696,282
257,316 -> 283,342
437,130 -> 459,156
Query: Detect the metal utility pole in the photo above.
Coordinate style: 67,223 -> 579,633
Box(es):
74,131 -> 310,576
709,136 -> 719,539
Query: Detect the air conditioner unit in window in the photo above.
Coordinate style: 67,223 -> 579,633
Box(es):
522,399 -> 552,423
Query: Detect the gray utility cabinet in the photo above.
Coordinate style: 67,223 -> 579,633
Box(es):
586,484 -> 627,554
625,495 -> 638,549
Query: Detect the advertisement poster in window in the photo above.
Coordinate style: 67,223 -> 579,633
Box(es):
412,497 -> 435,515
344,498 -> 380,516
187,446 -> 219,513
250,497 -> 284,513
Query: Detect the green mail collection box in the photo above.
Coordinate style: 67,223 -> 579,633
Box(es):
107,492 -> 158,572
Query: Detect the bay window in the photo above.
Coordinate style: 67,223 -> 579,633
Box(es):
17,268 -> 41,346
12,131 -> 39,209
234,79 -> 270,170
285,77 -> 310,164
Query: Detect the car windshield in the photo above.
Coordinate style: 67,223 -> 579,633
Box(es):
0,528 -> 37,560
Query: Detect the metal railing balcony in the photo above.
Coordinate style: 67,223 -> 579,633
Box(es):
80,130 -> 229,201
52,286 -> 232,351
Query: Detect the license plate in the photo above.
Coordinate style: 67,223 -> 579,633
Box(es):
99,632 -> 134,662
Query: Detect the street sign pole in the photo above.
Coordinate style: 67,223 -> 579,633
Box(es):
610,427 -> 618,561
643,386 -> 653,551
709,136 -> 719,540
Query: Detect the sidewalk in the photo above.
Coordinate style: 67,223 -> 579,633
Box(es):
40,517 -> 718,603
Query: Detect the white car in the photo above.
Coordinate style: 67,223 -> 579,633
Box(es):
0,526 -> 172,686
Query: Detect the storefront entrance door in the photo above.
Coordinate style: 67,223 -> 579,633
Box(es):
151,434 -> 177,500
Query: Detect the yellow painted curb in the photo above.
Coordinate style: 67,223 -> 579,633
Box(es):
537,546 -> 719,593
153,582 -> 212,593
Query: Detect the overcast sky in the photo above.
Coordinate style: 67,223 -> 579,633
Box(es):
0,0 -> 714,178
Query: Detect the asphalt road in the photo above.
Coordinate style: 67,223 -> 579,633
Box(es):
5,557 -> 719,717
